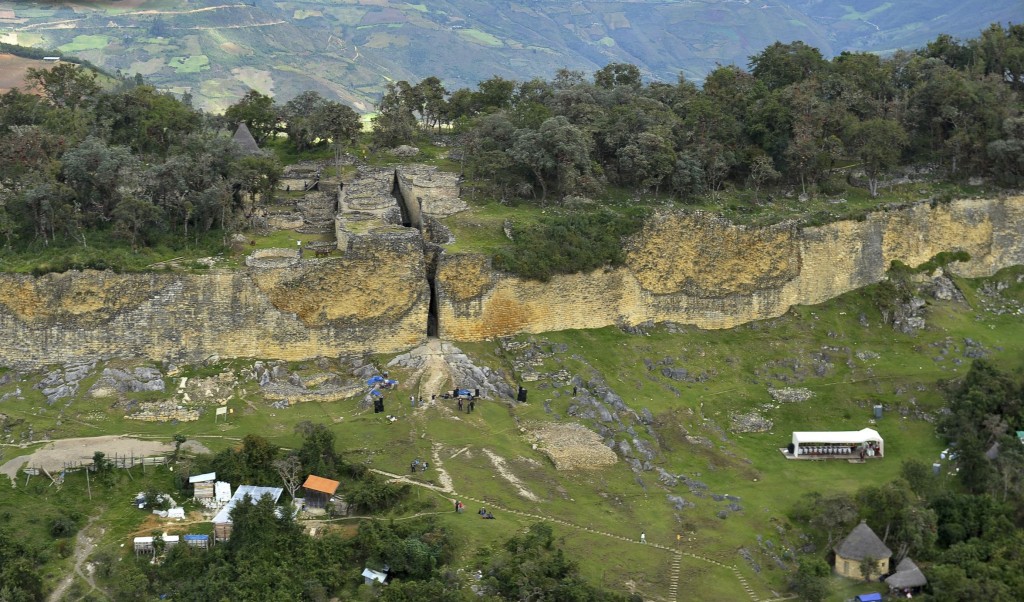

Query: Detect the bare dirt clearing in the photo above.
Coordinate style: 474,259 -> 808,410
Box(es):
0,54 -> 52,92
1,435 -> 177,481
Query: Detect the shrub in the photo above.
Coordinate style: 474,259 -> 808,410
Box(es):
492,209 -> 644,281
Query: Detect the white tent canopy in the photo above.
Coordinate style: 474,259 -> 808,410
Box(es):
792,428 -> 883,457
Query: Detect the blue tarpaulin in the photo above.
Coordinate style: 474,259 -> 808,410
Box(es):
370,389 -> 384,398
183,535 -> 208,542
456,389 -> 472,397
855,594 -> 882,602
367,376 -> 384,385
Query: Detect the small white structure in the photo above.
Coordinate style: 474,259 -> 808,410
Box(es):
162,534 -> 180,548
212,485 -> 283,541
189,472 -> 216,500
361,567 -> 389,585
167,507 -> 186,520
183,534 -> 210,549
134,536 -> 155,555
214,481 -> 232,502
792,428 -> 883,457
42,56 -> 61,62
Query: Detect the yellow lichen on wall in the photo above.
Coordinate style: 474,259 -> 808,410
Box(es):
0,235 -> 429,367
254,254 -> 424,327
437,196 -> 1024,341
0,271 -> 156,325
627,213 -> 801,297
435,254 -> 494,303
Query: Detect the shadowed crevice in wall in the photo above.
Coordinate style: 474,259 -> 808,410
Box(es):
392,170 -> 413,228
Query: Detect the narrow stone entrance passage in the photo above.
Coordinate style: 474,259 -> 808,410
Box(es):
391,172 -> 412,227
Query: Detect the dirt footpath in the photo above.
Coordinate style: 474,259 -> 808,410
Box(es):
1,435 -> 177,482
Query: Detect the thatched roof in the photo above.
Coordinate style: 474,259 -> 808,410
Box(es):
834,521 -> 892,561
232,122 -> 260,154
885,557 -> 927,589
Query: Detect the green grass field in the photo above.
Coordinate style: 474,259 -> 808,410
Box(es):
1,266 -> 1021,600
58,35 -> 110,53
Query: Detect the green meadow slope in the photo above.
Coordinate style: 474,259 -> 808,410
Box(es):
1,265 -> 1022,600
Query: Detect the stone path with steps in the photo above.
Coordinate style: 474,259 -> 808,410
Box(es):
370,465 -> 765,601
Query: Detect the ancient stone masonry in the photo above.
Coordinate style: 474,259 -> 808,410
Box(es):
435,196 -> 1024,340
0,231 -> 429,368
0,195 -> 1021,367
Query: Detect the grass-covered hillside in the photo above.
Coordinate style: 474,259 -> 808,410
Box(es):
1,265 -> 1022,601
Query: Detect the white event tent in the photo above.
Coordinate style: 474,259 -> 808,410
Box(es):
792,428 -> 883,457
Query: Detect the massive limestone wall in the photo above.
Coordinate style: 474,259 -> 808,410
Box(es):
2,196 -> 1021,367
0,231 -> 429,368
435,196 -> 1024,340
394,166 -> 466,226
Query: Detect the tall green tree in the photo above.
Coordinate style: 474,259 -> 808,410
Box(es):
372,83 -> 418,149
25,62 -> 100,110
845,117 -> 908,197
225,90 -> 278,144
281,91 -> 329,152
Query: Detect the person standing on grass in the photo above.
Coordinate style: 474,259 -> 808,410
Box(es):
640,531 -> 646,544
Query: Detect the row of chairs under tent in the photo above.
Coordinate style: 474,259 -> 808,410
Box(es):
802,445 -> 855,456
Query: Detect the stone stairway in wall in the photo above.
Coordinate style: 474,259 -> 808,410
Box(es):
296,191 -> 338,235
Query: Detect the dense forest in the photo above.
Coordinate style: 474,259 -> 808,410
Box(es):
375,22 -> 1024,202
1,24 -> 1022,275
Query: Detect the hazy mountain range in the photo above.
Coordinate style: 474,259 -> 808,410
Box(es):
0,0 -> 1019,112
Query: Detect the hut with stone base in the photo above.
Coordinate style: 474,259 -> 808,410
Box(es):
834,520 -> 891,581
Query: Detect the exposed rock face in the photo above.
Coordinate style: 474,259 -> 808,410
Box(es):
436,196 -> 1024,340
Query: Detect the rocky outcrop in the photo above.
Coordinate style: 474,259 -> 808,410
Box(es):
435,196 -> 1024,340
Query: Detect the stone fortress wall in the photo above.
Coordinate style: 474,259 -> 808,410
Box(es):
0,230 -> 429,368
434,196 -> 1024,340
0,182 -> 1021,367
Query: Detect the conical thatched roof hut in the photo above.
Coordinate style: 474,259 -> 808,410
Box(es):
885,557 -> 927,590
232,122 -> 260,154
834,520 -> 892,580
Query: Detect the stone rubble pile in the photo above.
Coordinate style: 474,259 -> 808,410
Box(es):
89,367 -> 165,397
767,387 -> 814,403
35,361 -> 96,405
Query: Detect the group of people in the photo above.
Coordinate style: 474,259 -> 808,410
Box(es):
410,458 -> 429,473
453,500 -> 494,519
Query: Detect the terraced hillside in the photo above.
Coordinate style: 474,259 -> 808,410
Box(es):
0,0 -> 1017,111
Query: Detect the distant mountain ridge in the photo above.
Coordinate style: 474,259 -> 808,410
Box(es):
0,0 -> 1018,111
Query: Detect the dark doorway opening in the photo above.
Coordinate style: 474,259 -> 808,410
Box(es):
427,279 -> 439,337
391,172 -> 411,228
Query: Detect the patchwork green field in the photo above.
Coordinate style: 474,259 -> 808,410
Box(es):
0,0 -> 1018,111
1,265 -> 1021,600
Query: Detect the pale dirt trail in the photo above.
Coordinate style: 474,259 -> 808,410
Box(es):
48,516 -> 101,602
